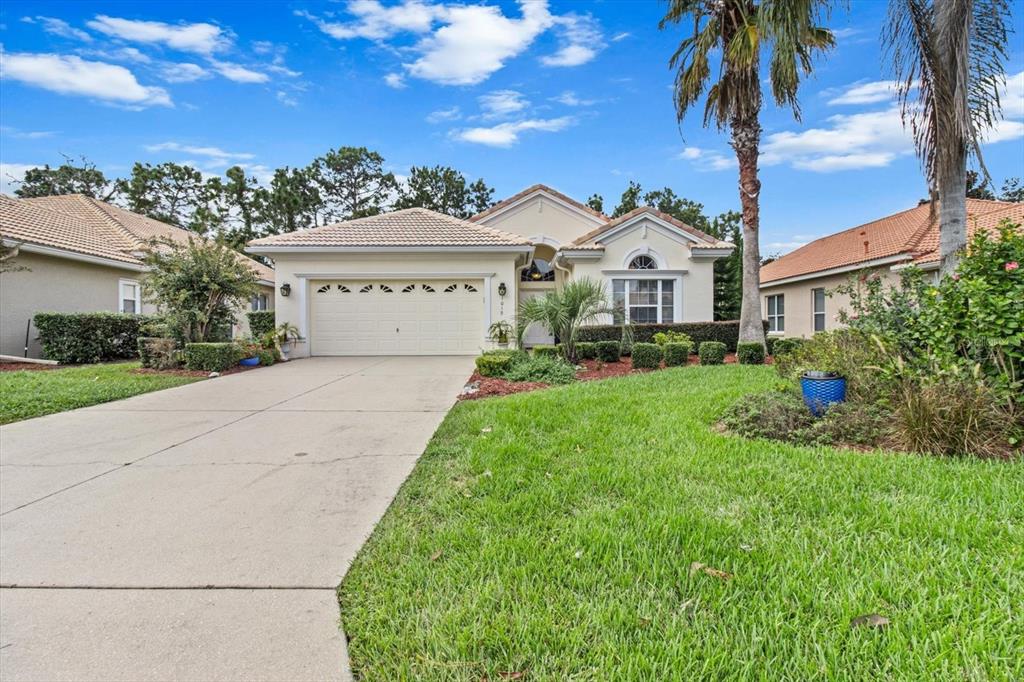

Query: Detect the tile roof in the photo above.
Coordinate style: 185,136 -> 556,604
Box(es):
1,194 -> 275,282
247,207 -> 532,248
760,199 -> 1022,283
571,206 -> 733,248
470,183 -> 609,223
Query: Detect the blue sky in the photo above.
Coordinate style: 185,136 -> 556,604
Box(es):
1,0 -> 1022,255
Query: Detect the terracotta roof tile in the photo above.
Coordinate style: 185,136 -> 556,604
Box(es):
572,206 -> 732,248
248,207 -> 531,248
470,183 -> 609,223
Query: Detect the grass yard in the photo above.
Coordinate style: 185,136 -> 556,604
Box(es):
0,362 -> 201,424
338,365 -> 1023,681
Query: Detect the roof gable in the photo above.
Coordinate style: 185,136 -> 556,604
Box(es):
572,206 -> 730,248
471,184 -> 607,226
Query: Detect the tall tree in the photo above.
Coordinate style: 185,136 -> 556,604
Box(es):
468,179 -> 495,215
661,0 -> 835,346
221,166 -> 269,248
885,0 -> 1011,274
965,169 -> 995,199
13,156 -> 114,200
642,187 -> 711,230
612,180 -> 643,217
707,211 -> 744,320
115,162 -> 221,234
586,193 -> 604,214
312,147 -> 397,221
263,166 -> 323,233
999,177 -> 1024,202
393,165 -> 495,218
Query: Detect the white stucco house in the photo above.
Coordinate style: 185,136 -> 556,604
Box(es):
246,184 -> 735,357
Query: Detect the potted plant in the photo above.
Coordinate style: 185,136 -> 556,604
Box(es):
800,370 -> 847,416
238,341 -> 262,367
488,320 -> 514,348
274,322 -> 301,360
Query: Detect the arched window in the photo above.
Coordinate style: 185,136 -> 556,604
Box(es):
629,254 -> 658,270
521,258 -> 555,282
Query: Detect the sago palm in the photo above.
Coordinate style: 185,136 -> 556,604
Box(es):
661,0 -> 835,346
884,0 -> 1011,274
517,277 -> 613,363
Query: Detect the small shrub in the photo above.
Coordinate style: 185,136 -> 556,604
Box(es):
532,344 -> 561,359
138,337 -> 178,370
475,350 -> 521,377
247,311 -> 276,339
663,342 -> 691,367
698,341 -> 727,365
577,320 -> 769,352
576,342 -> 598,360
257,349 -> 276,366
721,391 -> 814,440
772,337 -> 807,357
34,312 -> 151,364
774,329 -> 891,403
797,401 -> 889,448
184,342 -> 241,372
631,343 -> 663,370
652,330 -> 693,348
596,340 -> 621,362
502,356 -> 576,384
737,342 -> 765,365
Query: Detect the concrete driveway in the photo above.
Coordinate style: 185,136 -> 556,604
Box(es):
0,355 -> 474,681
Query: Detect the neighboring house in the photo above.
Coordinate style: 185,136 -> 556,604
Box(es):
0,194 -> 275,358
760,198 -> 1023,339
247,184 -> 734,357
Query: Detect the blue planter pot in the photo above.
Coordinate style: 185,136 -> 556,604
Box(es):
800,372 -> 846,417
239,357 -> 260,367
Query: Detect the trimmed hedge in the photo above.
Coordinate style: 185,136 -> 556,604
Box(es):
247,310 -> 276,339
533,344 -> 561,359
596,340 -> 621,362
576,342 -> 598,360
475,350 -> 520,377
34,312 -> 151,364
698,341 -> 727,365
631,343 -> 663,370
184,342 -> 241,372
576,321 -> 769,353
772,337 -> 807,357
663,342 -> 691,367
737,342 -> 766,365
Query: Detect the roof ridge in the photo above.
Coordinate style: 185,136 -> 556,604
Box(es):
572,205 -> 723,247
470,183 -> 609,223
78,196 -> 147,251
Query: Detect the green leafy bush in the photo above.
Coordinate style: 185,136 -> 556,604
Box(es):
184,343 -> 241,372
737,342 -> 765,365
576,342 -> 598,360
34,312 -> 151,364
502,356 -> 576,384
577,321 -> 768,352
663,342 -> 691,367
596,340 -> 621,362
532,344 -> 561,359
698,341 -> 727,365
137,337 -> 179,370
652,330 -> 693,348
257,349 -> 276,366
247,311 -> 275,338
631,343 -> 663,370
772,337 -> 807,357
774,329 -> 891,403
475,350 -> 523,377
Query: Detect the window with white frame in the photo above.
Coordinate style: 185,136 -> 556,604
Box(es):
812,288 -> 826,332
766,294 -> 784,333
251,293 -> 268,311
628,254 -> 658,270
612,279 -> 674,324
119,279 -> 141,314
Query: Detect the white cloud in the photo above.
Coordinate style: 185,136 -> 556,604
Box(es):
383,72 -> 406,89
553,90 -> 595,106
144,142 -> 255,166
998,70 -> 1024,119
828,80 -> 905,106
792,152 -> 897,172
479,89 -> 528,117
276,90 -> 299,107
22,16 -> 93,42
0,126 -> 56,139
540,13 -> 603,67
982,119 -> 1024,144
295,2 -> 437,40
678,146 -> 736,171
426,106 -> 461,123
0,52 -> 172,108
611,31 -> 630,42
209,61 -> 269,83
453,116 -> 573,147
159,62 -> 209,83
86,15 -> 228,54
1,163 -> 41,195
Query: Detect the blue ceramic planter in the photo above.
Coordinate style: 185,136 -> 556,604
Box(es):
239,357 -> 260,367
800,372 -> 846,416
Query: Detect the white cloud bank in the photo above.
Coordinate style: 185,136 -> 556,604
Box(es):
0,52 -> 171,108
86,15 -> 229,55
452,116 -> 573,147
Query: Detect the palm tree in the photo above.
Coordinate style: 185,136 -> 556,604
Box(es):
517,278 -> 614,363
884,0 -> 1011,275
661,0 -> 835,347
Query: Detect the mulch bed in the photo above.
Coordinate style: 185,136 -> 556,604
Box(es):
0,362 -> 60,372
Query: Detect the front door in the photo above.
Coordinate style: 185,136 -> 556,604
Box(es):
518,288 -> 556,347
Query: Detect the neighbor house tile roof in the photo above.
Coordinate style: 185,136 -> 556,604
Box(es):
470,183 -> 609,223
247,207 -> 532,248
760,199 -> 1022,284
571,206 -> 733,249
1,194 -> 275,282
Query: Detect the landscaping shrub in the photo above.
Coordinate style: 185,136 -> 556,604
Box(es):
184,343 -> 241,372
576,342 -> 598,360
596,340 -> 621,362
772,337 -> 807,357
663,342 -> 691,367
698,341 -> 727,365
721,390 -> 814,440
532,344 -> 561,359
737,342 -> 766,365
631,343 -> 663,370
475,350 -> 522,377
502,356 -> 576,385
652,330 -> 693,348
137,337 -> 178,370
774,329 -> 891,403
247,311 -> 275,339
576,320 -> 769,353
34,312 -> 151,364
257,349 -> 276,366
797,401 -> 890,448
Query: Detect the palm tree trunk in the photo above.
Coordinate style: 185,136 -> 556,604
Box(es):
731,113 -> 766,346
934,0 -> 969,276
938,149 -> 967,275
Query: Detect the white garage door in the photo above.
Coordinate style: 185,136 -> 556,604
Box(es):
310,280 -> 485,356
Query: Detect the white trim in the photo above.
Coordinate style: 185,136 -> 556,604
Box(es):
247,245 -> 531,255
118,278 -> 142,314
528,234 -> 561,248
483,275 -> 493,339
298,276 -> 309,342
6,241 -> 148,272
622,245 -> 667,270
891,260 -> 939,272
690,248 -> 734,259
765,293 -> 785,333
595,213 -> 706,246
602,269 -> 688,277
294,271 -> 497,280
609,276 -> 683,324
761,254 -> 911,287
474,188 -> 606,228
558,249 -> 604,262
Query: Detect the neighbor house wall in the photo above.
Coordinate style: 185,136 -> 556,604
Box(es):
265,251 -> 521,357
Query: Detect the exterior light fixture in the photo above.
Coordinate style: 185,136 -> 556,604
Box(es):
280,282 -> 291,297
498,282 -> 507,297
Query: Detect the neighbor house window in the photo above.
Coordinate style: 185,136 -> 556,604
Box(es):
812,288 -> 825,332
612,279 -> 674,324
251,293 -> 268,311
521,258 -> 555,282
766,294 -> 784,333
119,279 -> 141,314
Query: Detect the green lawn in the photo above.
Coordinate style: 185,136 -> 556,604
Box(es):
0,362 -> 202,424
338,365 -> 1023,681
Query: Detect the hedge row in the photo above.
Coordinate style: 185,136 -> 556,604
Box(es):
184,343 -> 242,372
576,321 -> 769,353
247,311 -> 276,339
34,312 -> 153,364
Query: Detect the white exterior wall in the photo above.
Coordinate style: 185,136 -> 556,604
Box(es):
265,251 -> 522,357
478,195 -> 603,246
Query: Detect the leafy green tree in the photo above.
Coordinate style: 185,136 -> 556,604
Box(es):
116,162 -> 222,234
263,166 -> 324,233
999,177 -> 1023,202
220,166 -> 269,248
642,187 -> 711,230
394,165 -> 495,218
13,156 -> 114,200
662,0 -> 835,347
612,181 -> 643,217
468,179 -> 495,215
707,211 -> 743,320
586,193 -> 604,214
142,237 -> 258,343
312,147 -> 397,221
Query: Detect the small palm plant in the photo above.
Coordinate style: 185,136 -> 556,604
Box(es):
517,277 -> 614,363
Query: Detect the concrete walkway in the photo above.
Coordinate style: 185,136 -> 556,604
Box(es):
0,356 -> 474,681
